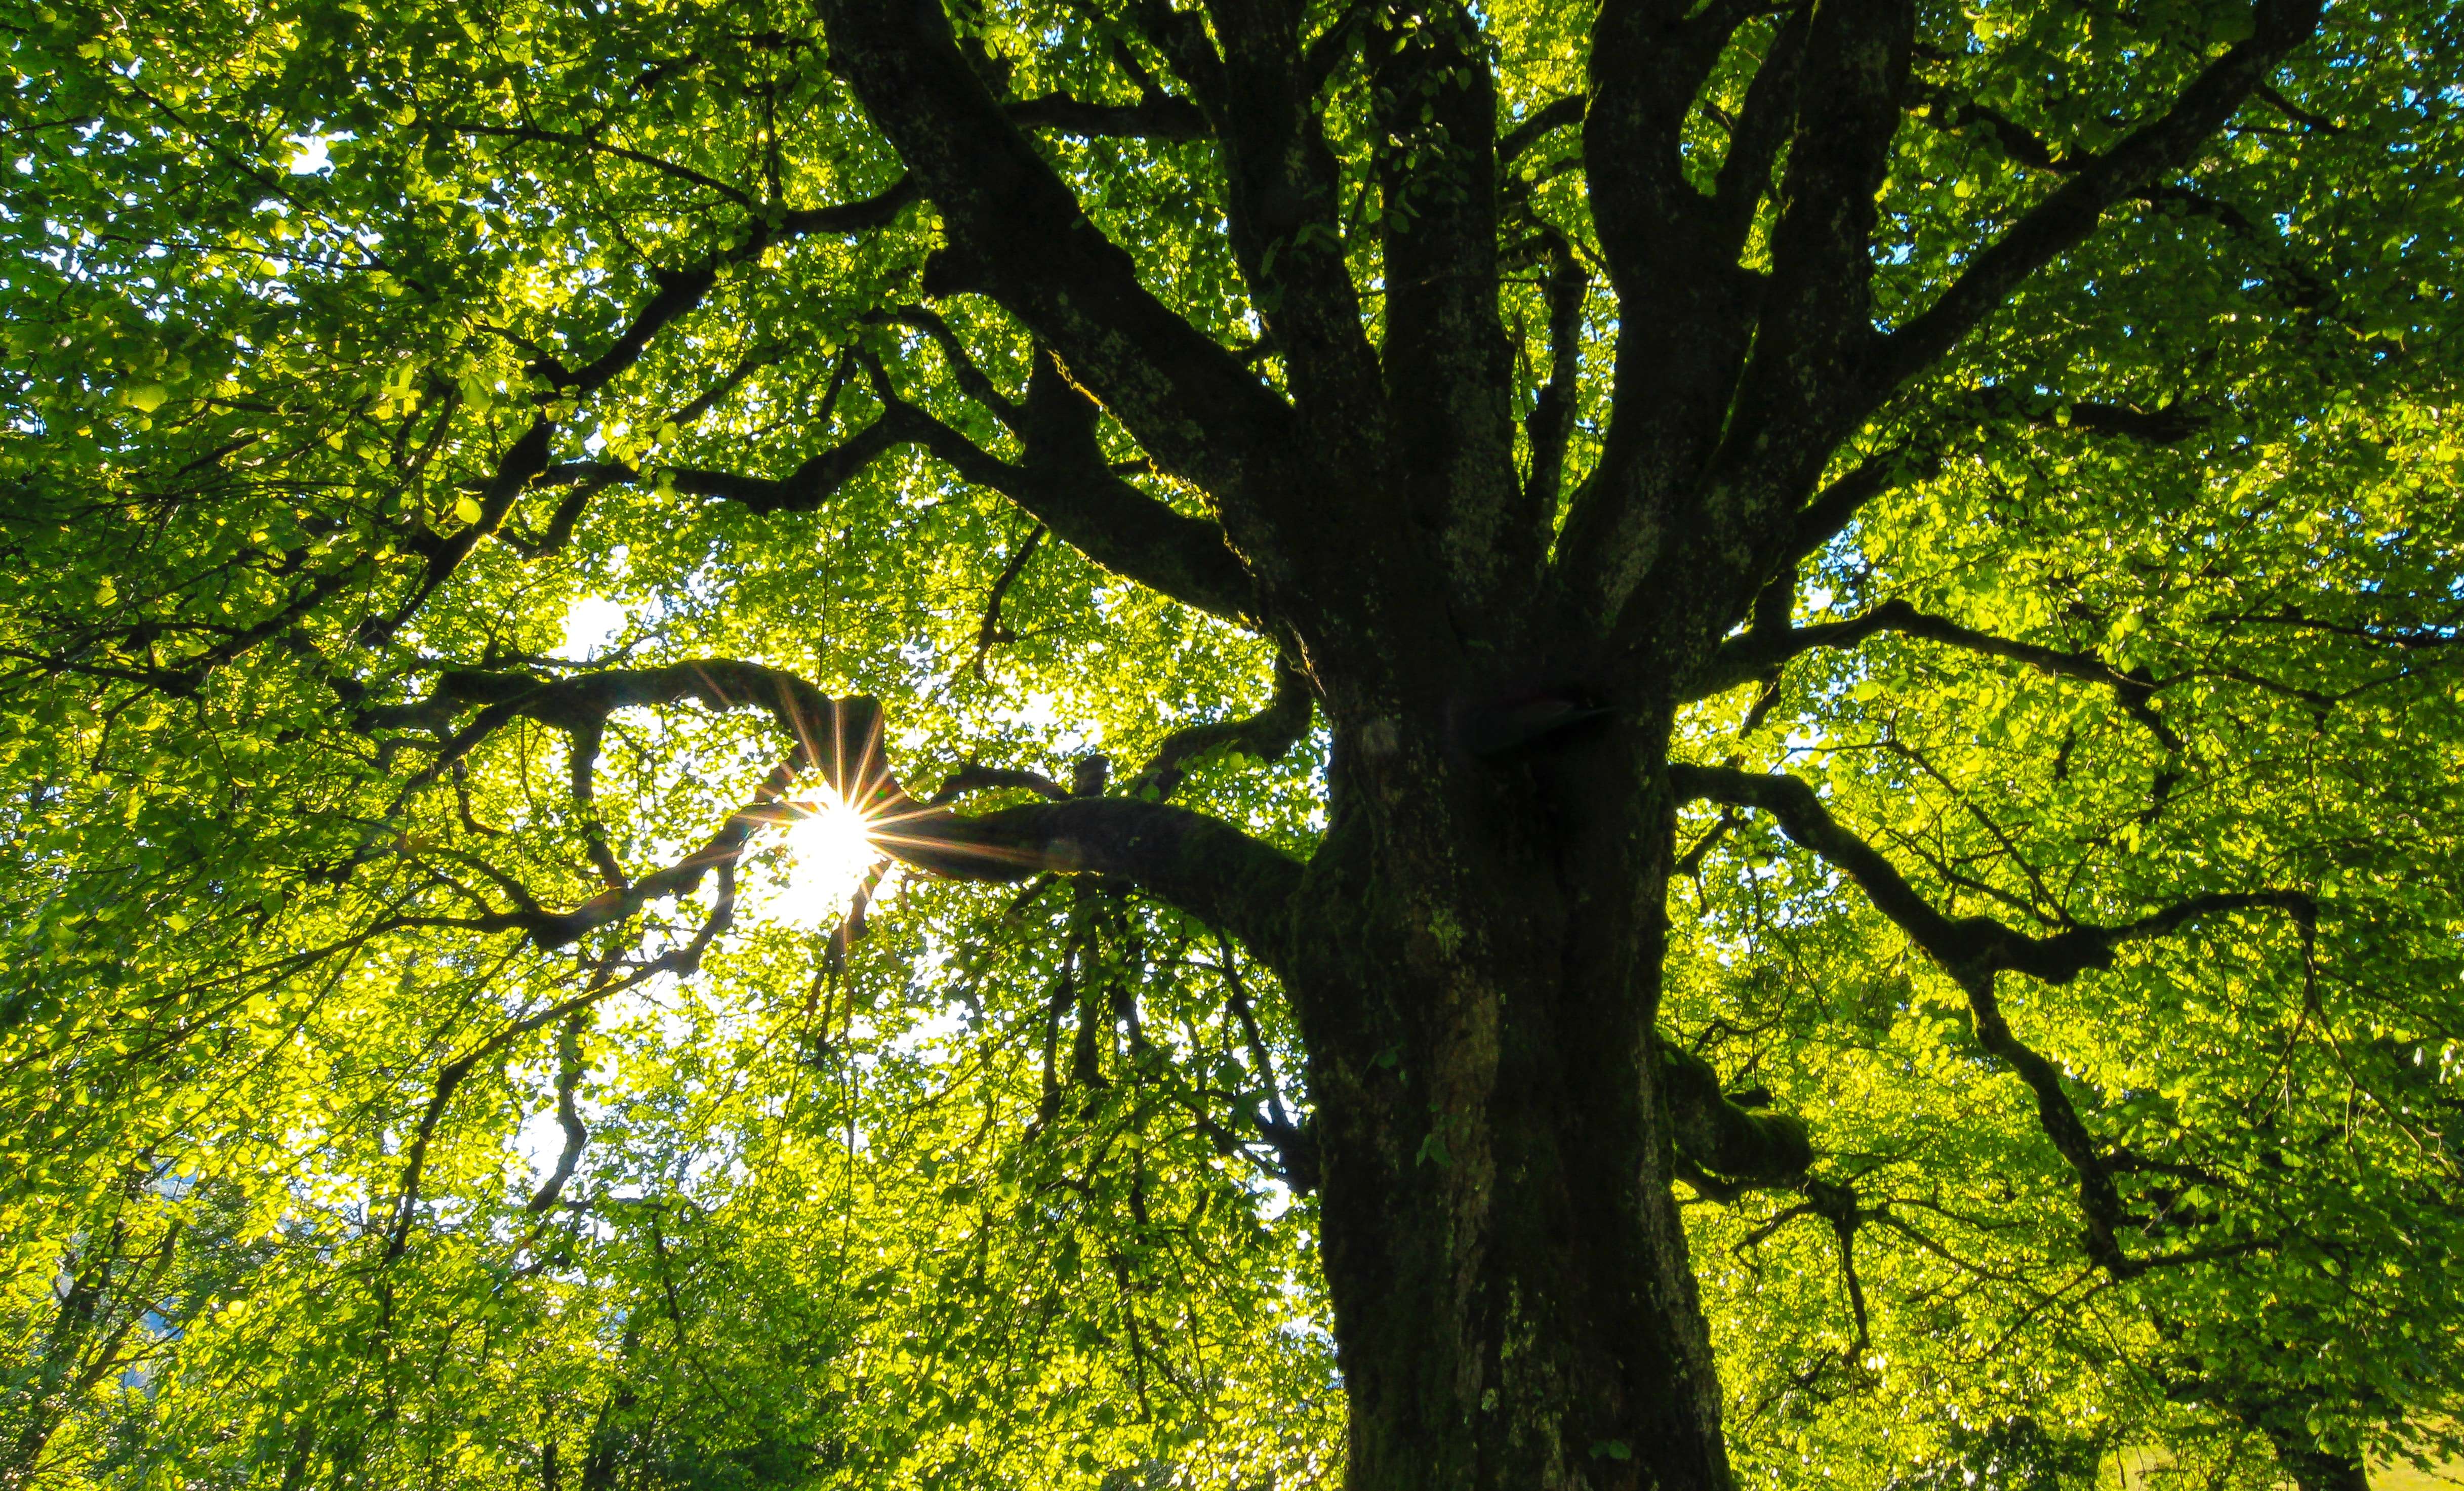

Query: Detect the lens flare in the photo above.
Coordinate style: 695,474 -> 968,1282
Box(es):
769,788 -> 881,930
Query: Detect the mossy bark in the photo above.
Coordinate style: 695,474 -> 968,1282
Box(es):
1284,713 -> 1731,1491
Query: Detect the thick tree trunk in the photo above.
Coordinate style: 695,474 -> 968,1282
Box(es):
1285,712 -> 1730,1491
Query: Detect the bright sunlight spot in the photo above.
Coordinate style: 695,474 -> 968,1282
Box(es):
765,789 -> 886,931
561,596 -> 627,658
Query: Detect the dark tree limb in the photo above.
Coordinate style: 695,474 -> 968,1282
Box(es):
1667,764 -> 2311,989
1371,3 -> 1529,615
1783,443 -> 1942,571
1123,656 -> 1314,801
1498,93 -> 1586,168
1219,937 -> 1316,1193
526,1011 -> 592,1213
1671,763 -> 2313,1273
1960,388 -> 2208,444
385,941 -> 704,1262
534,378 -> 1258,625
385,660 -> 1302,960
451,122 -> 762,209
863,305 -> 1024,427
929,762 -> 1072,806
815,0 -> 1323,598
1660,1040 -> 1812,1187
1746,0 -> 1910,433
1181,0 -> 1387,523
1521,230 -> 1590,516
964,522 -> 1045,675
1559,0 -> 1777,626
1583,0 -> 1915,658
878,794 -> 1303,962
1912,81 -> 2078,175
532,401 -> 914,517
2227,607 -> 2464,650
1706,5 -> 1810,252
1869,0 -> 2327,396
370,175 -> 918,640
1691,596 -> 2182,751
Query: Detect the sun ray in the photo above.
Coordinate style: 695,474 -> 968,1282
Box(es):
766,786 -> 881,929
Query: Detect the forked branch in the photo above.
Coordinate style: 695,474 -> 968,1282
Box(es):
1870,0 -> 2326,395
1668,764 -> 2310,987
1673,763 -> 2314,1272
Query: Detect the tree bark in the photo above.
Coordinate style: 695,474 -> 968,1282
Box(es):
1282,712 -> 1731,1491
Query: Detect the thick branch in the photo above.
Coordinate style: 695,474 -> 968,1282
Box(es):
385,660 -> 1302,960
815,0 -> 1319,593
1707,6 -> 1810,251
1661,1040 -> 1812,1187
1994,393 -> 2206,445
1748,0 -> 1911,430
537,385 -> 1258,625
1187,0 -> 1388,524
1372,4 -> 1529,615
878,796 -> 1303,961
864,305 -> 1023,427
1781,443 -> 1942,570
1499,93 -> 1586,166
1521,230 -> 1590,516
1559,0 -> 1776,625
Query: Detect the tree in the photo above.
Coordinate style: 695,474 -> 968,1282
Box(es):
3,0 -> 2461,1486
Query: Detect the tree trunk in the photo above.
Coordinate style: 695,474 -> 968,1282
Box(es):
1286,710 -> 1731,1491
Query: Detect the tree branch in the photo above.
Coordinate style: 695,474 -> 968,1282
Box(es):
1782,443 -> 1941,570
369,176 -> 918,639
1123,656 -> 1314,801
1371,3 -> 1528,616
1499,93 -> 1586,167
815,0 -> 1323,598
1185,0 -> 1387,537
1521,230 -> 1590,516
1870,0 -> 2327,393
1558,0 -> 1779,626
1691,596 -> 2181,751
526,1011 -> 592,1213
877,794 -> 1303,962
1706,5 -> 1810,252
1667,763 -> 2310,989
1981,393 -> 2208,445
1671,764 -> 2313,1271
537,374 -> 1259,625
383,660 -> 1303,961
1661,1040 -> 1812,1187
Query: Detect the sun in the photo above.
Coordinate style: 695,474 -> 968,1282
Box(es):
769,787 -> 883,929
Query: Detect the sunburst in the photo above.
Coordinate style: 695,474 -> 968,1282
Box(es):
768,786 -> 885,929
